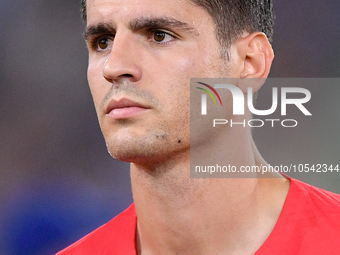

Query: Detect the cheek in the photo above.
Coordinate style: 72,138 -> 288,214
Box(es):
87,62 -> 107,113
163,83 -> 191,135
152,52 -> 200,123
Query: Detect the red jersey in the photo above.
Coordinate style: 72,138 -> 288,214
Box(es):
57,178 -> 340,254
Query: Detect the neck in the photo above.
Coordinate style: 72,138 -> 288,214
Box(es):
130,126 -> 289,255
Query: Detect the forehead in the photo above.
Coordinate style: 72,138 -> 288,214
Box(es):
86,0 -> 209,26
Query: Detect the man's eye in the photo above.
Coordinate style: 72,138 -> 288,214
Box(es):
93,37 -> 112,51
98,38 -> 108,49
152,30 -> 175,44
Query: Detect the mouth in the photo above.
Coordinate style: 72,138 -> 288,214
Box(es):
105,98 -> 150,119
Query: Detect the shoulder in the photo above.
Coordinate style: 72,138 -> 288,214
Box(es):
256,177 -> 340,254
287,178 -> 340,249
56,204 -> 137,255
286,177 -> 340,231
290,177 -> 340,214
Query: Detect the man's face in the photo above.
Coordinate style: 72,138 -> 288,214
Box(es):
85,0 -> 238,163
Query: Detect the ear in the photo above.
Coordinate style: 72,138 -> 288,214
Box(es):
235,32 -> 274,93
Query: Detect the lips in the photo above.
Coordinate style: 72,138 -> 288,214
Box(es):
105,98 -> 150,119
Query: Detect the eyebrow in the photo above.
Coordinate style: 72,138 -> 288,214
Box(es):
84,16 -> 196,40
84,23 -> 115,41
129,17 -> 195,32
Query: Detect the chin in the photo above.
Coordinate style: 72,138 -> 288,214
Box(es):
105,136 -> 164,163
108,147 -> 155,163
105,134 -> 188,165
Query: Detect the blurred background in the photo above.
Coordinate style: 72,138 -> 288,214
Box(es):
0,0 -> 339,254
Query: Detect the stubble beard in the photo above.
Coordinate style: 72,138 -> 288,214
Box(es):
103,102 -> 190,165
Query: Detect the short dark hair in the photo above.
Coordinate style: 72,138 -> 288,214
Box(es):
81,0 -> 274,50
81,0 -> 86,21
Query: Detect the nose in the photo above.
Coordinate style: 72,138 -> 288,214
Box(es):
102,32 -> 142,83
